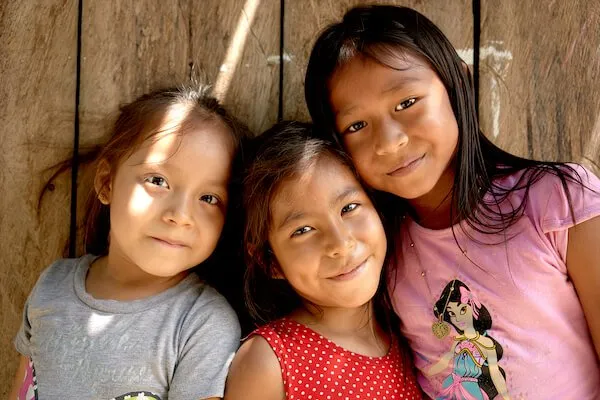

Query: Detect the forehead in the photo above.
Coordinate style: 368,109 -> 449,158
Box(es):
126,117 -> 234,166
328,53 -> 433,108
269,156 -> 361,219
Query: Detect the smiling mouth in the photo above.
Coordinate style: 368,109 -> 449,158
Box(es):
329,258 -> 369,281
152,237 -> 188,248
387,154 -> 425,176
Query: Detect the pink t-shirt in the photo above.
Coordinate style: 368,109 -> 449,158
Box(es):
389,165 -> 600,399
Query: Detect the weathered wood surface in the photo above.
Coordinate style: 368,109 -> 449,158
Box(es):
81,0 -> 280,145
282,0 -> 474,121
479,1 -> 600,173
1,0 -> 600,394
0,0 -> 78,393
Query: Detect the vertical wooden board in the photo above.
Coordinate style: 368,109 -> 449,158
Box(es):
190,0 -> 281,134
283,0 -> 473,122
80,1 -> 190,147
480,1 -> 600,169
0,0 -> 77,393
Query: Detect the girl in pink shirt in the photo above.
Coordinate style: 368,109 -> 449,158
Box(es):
304,4 -> 600,399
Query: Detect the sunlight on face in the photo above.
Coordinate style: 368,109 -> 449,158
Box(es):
106,103 -> 235,279
267,155 -> 387,311
127,104 -> 191,216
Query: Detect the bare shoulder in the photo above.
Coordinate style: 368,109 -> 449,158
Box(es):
224,335 -> 285,400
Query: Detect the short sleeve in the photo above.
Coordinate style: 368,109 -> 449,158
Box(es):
168,293 -> 241,400
538,164 -> 600,262
14,295 -> 33,357
13,262 -> 57,357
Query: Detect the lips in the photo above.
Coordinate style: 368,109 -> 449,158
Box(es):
152,237 -> 188,248
329,257 -> 369,281
387,154 -> 425,176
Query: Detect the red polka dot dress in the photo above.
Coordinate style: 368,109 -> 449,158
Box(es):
251,318 -> 422,400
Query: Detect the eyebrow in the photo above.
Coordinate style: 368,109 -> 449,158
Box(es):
380,74 -> 422,95
276,185 -> 362,230
335,74 -> 422,119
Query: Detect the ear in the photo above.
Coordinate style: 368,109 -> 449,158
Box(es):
94,159 -> 112,205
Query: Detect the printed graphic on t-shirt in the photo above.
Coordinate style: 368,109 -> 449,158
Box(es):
111,392 -> 162,400
426,279 -> 509,400
17,357 -> 38,400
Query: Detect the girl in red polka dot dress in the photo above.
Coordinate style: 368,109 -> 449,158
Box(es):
225,121 -> 422,400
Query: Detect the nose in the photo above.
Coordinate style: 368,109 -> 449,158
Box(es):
325,221 -> 356,258
374,117 -> 409,156
162,193 -> 194,227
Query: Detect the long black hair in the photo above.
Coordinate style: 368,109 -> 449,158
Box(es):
305,5 -> 590,241
434,280 -> 506,399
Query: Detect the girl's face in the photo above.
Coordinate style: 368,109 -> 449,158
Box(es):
100,114 -> 234,278
267,155 -> 387,310
446,302 -> 474,331
328,53 -> 459,205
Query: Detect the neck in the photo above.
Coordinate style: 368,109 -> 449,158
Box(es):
86,255 -> 189,301
296,301 -> 376,333
408,162 -> 456,229
290,301 -> 389,357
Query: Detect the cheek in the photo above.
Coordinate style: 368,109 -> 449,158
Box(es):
354,213 -> 386,250
202,212 -> 226,242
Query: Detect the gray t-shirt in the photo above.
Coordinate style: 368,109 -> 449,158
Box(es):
15,255 -> 241,400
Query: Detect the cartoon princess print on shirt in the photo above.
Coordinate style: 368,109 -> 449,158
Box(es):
426,280 -> 510,400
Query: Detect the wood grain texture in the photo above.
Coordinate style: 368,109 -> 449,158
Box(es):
0,0 -> 77,394
190,0 -> 280,134
480,0 -> 600,169
80,0 -> 280,141
283,0 -> 473,121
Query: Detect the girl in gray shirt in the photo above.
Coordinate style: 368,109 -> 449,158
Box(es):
10,85 -> 246,400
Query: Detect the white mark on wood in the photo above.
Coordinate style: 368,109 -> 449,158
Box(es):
458,41 -> 513,139
214,0 -> 261,101
267,53 -> 293,65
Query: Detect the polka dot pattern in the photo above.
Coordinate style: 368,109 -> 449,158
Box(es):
252,319 -> 422,399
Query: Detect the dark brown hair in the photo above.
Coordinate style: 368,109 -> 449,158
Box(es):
42,84 -> 249,257
242,120 -> 366,322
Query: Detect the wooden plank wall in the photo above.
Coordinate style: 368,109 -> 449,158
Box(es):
0,0 -> 78,388
479,1 -> 600,172
1,0 -> 599,392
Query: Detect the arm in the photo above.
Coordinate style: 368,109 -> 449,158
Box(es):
567,215 -> 600,360
224,335 -> 285,400
424,340 -> 457,376
8,355 -> 31,400
486,347 -> 510,400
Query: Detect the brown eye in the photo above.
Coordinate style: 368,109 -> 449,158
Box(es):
200,194 -> 219,205
347,121 -> 366,133
291,226 -> 313,237
460,306 -> 467,315
341,203 -> 359,215
395,98 -> 417,111
144,175 -> 169,188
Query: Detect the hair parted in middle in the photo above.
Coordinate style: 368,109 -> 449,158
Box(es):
242,120 -> 368,322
